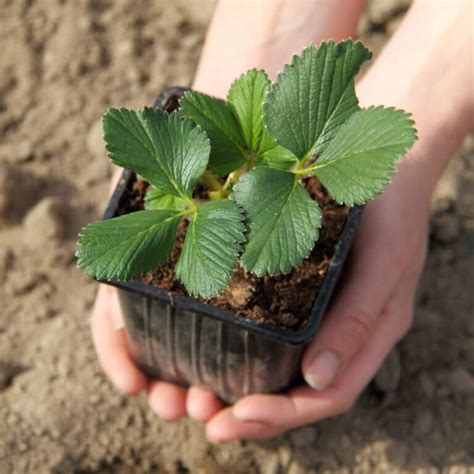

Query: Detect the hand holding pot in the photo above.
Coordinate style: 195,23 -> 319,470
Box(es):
190,0 -> 474,441
201,159 -> 432,440
91,284 -> 226,420
89,170 -> 225,420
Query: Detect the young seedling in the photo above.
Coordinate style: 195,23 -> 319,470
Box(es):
77,40 -> 417,297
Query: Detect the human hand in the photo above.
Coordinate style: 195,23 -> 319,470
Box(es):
90,284 -> 224,421
195,158 -> 433,441
90,169 -> 224,420
195,0 -> 473,440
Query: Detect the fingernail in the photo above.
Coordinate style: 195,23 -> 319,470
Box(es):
233,408 -> 254,422
233,407 -> 271,425
304,351 -> 340,391
111,373 -> 131,395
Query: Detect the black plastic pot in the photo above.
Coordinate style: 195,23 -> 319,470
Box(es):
101,87 -> 363,403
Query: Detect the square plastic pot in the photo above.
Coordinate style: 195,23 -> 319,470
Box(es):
100,87 -> 363,404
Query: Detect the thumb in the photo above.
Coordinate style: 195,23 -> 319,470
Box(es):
301,215 -> 404,391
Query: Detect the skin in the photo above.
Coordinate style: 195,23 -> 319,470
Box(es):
90,0 -> 474,441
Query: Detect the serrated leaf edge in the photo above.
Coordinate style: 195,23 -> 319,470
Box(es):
262,40 -> 372,158
232,172 -> 322,277
76,210 -> 183,281
312,105 -> 417,206
176,201 -> 247,298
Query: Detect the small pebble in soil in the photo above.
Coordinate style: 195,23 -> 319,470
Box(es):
259,453 -> 280,474
0,361 -> 26,391
0,164 -> 41,221
33,426 -> 45,437
278,445 -> 292,469
23,197 -> 66,249
6,270 -> 45,296
17,442 -> 29,453
223,278 -> 254,307
88,394 -> 102,405
288,460 -> 308,474
34,306 -> 58,322
114,38 -> 135,59
50,429 -> 61,440
0,141 -> 33,163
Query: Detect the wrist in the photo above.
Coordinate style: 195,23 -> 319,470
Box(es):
192,0 -> 365,97
356,0 -> 473,201
395,149 -> 438,208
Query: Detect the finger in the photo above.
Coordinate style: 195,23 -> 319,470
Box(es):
90,285 -> 148,395
148,380 -> 188,421
230,276 -> 415,430
186,386 -> 224,422
327,273 -> 415,399
109,167 -> 123,195
301,207 -> 407,391
206,407 -> 281,442
206,267 -> 415,440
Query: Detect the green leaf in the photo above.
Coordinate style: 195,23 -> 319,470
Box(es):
227,69 -> 275,154
263,40 -> 372,159
144,186 -> 186,211
77,210 -> 181,281
175,200 -> 246,297
232,168 -> 321,276
312,106 -> 417,205
260,144 -> 298,170
227,69 -> 299,169
102,108 -> 209,199
179,91 -> 246,176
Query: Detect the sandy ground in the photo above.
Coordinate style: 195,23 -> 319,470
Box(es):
1,1 -> 473,472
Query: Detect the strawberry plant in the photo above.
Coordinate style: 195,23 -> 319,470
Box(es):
77,40 -> 417,297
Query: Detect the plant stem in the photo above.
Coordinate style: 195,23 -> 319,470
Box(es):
291,151 -> 311,172
291,151 -> 318,176
200,170 -> 230,200
201,170 -> 224,192
182,195 -> 199,213
223,162 -> 252,191
293,166 -> 314,176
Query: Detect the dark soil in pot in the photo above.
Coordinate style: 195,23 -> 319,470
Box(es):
115,173 -> 350,330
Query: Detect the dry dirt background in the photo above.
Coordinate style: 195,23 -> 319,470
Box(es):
1,0 -> 473,473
